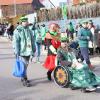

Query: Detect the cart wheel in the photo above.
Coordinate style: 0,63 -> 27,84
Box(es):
53,66 -> 70,88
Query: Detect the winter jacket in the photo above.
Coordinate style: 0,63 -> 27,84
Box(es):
13,25 -> 35,56
78,27 -> 93,47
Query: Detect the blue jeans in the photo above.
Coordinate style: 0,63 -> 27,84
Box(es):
80,47 -> 91,65
21,56 -> 30,78
36,42 -> 41,58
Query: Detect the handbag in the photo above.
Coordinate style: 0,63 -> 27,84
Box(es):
12,59 -> 25,77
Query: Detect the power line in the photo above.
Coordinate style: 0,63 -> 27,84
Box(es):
48,0 -> 56,7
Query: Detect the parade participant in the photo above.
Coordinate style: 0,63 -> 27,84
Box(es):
67,22 -> 75,40
13,16 -> 35,87
43,23 -> 61,81
41,24 -> 47,51
77,19 -> 94,70
35,24 -> 42,63
88,20 -> 96,55
57,37 -> 100,92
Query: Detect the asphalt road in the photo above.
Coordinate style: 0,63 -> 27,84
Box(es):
0,36 -> 100,100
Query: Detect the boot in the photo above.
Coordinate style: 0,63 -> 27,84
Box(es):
47,70 -> 52,81
24,77 -> 30,83
21,77 -> 31,87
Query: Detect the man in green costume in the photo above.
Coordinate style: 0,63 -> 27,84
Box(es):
13,17 -> 36,87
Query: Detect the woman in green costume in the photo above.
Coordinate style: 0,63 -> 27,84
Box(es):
57,37 -> 100,92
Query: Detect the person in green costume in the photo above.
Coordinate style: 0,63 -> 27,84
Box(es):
57,37 -> 100,92
13,17 -> 36,87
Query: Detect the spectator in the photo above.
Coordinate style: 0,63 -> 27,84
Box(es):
13,16 -> 36,87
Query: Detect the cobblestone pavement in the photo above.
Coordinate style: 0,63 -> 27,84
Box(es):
0,36 -> 100,100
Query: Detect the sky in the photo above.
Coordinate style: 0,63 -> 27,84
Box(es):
39,0 -> 72,8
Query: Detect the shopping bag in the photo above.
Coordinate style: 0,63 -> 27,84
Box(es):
12,59 -> 25,77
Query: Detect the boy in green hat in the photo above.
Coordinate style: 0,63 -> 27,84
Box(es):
13,16 -> 36,87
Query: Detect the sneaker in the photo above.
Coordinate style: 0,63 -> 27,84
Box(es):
96,85 -> 100,89
85,86 -> 96,92
21,78 -> 31,87
21,77 -> 30,83
22,80 -> 31,87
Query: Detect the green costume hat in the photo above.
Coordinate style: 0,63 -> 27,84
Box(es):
80,19 -> 89,24
20,16 -> 28,22
60,37 -> 68,42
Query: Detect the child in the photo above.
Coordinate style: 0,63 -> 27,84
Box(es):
57,37 -> 100,92
43,23 -> 61,81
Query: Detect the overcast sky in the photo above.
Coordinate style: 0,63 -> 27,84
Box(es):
39,0 -> 72,8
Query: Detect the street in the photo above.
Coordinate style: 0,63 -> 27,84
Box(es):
0,36 -> 100,100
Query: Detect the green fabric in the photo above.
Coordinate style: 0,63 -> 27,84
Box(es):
40,27 -> 47,40
50,31 -> 57,36
80,19 -> 89,24
69,65 -> 100,88
78,28 -> 92,47
35,29 -> 42,43
61,4 -> 67,18
57,48 -> 100,88
60,37 -> 68,42
67,23 -> 74,33
57,48 -> 77,65
13,25 -> 35,56
35,28 -> 42,43
20,17 -> 28,22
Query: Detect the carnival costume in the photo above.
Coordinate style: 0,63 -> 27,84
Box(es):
43,23 -> 61,80
56,37 -> 100,91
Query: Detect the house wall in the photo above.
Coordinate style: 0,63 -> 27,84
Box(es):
73,0 -> 97,5
1,3 -> 34,25
1,3 -> 34,17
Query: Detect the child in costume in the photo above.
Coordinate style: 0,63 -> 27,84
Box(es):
57,37 -> 100,92
43,23 -> 61,81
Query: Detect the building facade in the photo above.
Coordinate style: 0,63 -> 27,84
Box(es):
73,0 -> 98,5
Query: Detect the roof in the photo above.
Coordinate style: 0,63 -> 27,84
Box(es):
0,0 -> 33,5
